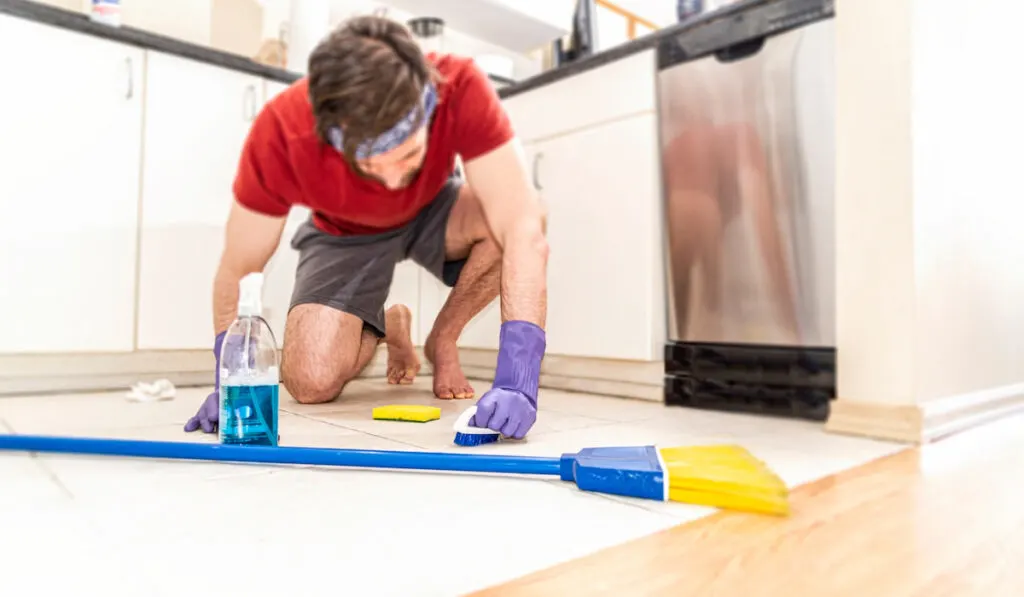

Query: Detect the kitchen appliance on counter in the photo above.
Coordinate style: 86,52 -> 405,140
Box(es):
408,16 -> 445,54
552,0 -> 599,67
657,0 -> 836,420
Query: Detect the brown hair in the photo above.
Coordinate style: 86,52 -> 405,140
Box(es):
307,16 -> 441,162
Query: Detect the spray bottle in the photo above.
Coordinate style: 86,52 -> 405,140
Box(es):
219,273 -> 280,446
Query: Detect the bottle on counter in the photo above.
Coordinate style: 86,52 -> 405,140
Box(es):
677,0 -> 705,22
89,0 -> 121,27
219,273 -> 280,447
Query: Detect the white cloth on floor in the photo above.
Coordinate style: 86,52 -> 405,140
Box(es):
125,379 -> 176,402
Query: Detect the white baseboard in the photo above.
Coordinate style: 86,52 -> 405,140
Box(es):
826,382 -> 1024,443
0,347 -> 664,401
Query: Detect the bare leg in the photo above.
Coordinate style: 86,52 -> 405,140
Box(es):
281,303 -> 389,404
384,304 -> 421,384
424,185 -> 501,399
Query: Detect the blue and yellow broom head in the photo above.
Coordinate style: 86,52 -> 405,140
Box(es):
559,444 -> 790,516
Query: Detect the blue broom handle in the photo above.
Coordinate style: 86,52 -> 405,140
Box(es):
0,434 -> 563,476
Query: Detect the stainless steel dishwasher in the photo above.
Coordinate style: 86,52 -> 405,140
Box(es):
657,0 -> 837,420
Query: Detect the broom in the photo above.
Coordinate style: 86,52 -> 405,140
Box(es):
0,431 -> 789,515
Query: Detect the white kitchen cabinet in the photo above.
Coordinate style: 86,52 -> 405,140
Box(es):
389,261 -> 423,346
502,50 -> 657,145
531,114 -> 664,360
259,80 -> 302,344
135,52 -> 267,350
417,267 -> 501,350
415,141 -> 544,350
261,204 -> 309,344
263,80 -> 290,103
0,15 -> 144,354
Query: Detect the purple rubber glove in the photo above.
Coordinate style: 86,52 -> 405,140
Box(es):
470,320 -> 546,439
184,332 -> 226,434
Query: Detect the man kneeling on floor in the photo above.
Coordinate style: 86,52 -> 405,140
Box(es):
184,16 -> 548,440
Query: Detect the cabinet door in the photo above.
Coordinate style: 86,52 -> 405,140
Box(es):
390,261 -> 423,346
534,115 -> 663,361
416,267 -> 500,350
0,16 -> 144,354
259,80 -> 303,343
136,52 -> 266,350
414,141 -> 546,350
261,204 -> 309,344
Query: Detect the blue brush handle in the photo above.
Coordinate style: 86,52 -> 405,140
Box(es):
0,433 -> 562,476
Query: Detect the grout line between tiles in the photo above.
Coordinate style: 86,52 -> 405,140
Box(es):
538,405 -> 660,424
526,418 -> 626,439
33,459 -> 77,500
2,417 -> 77,500
539,478 -> 687,522
285,410 -> 429,450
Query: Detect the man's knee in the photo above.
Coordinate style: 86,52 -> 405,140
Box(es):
281,357 -> 360,405
279,303 -> 368,404
281,368 -> 337,405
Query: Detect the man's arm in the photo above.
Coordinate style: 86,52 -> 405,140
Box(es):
213,200 -> 288,333
462,138 -> 549,328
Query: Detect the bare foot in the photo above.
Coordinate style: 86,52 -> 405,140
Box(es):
385,305 -> 420,385
424,333 -> 475,400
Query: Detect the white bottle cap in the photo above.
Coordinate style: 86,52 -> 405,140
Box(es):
238,272 -> 264,317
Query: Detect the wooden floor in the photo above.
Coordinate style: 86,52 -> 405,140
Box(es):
473,412 -> 1024,597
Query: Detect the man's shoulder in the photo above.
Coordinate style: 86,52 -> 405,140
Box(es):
260,78 -> 318,146
428,52 -> 473,73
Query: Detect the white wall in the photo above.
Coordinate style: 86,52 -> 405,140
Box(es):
834,0 -> 915,407
122,0 -> 212,45
36,0 -> 212,45
835,0 -> 1024,410
258,0 -> 291,40
34,0 -> 84,12
324,0 -> 542,79
910,0 -> 1024,401
610,0 -> 745,30
37,0 -> 539,78
258,0 -> 542,79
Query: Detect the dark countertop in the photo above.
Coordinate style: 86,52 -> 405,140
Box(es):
498,0 -> 833,99
1,0 -> 832,101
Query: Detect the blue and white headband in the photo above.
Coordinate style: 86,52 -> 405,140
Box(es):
327,83 -> 438,160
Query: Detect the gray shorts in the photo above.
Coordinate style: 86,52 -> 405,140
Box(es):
288,177 -> 466,338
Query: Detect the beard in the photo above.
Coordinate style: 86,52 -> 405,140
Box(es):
363,165 -> 422,190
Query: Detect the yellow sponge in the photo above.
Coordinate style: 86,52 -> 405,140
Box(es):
372,405 -> 442,423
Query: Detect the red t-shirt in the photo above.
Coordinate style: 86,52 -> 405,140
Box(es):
232,53 -> 514,236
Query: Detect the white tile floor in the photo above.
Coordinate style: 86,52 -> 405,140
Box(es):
0,378 -> 905,597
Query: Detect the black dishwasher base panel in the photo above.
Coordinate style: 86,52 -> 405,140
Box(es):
663,341 -> 837,422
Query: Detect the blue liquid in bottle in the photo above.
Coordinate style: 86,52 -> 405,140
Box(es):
218,272 -> 280,447
221,382 -> 279,446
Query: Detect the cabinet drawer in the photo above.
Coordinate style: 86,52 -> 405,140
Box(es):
502,49 -> 657,144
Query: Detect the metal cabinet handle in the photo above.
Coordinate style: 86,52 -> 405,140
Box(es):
124,57 -> 133,99
532,152 -> 543,190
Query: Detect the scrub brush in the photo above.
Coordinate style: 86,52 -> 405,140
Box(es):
452,406 -> 500,446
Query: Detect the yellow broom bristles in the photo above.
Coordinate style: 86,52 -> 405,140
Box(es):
659,445 -> 791,516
